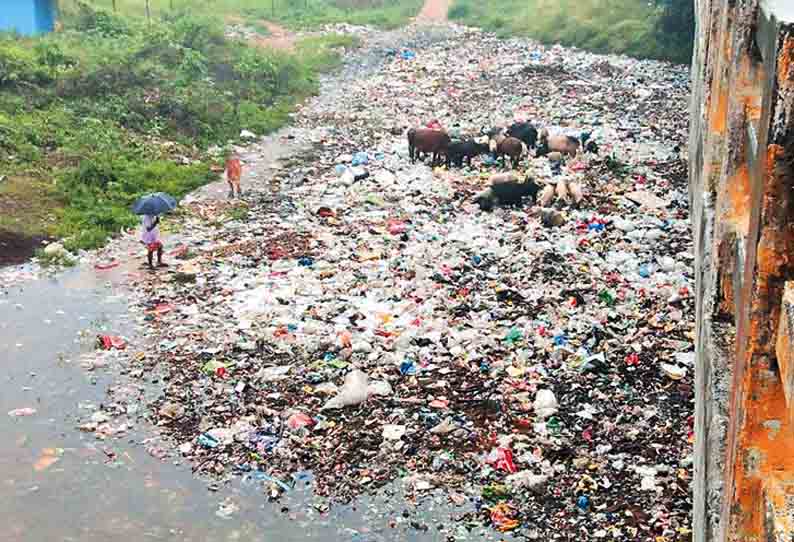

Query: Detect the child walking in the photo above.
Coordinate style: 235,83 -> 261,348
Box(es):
141,214 -> 165,270
226,154 -> 243,199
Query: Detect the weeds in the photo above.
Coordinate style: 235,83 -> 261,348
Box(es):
67,0 -> 424,30
0,3 -> 354,251
227,205 -> 250,221
449,0 -> 693,64
35,246 -> 77,267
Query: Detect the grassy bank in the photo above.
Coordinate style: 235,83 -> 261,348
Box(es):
449,0 -> 692,64
64,0 -> 425,30
0,4 -> 357,252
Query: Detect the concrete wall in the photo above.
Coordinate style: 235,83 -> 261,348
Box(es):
690,0 -> 794,540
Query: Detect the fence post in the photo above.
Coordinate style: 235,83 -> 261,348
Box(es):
145,0 -> 151,24
112,0 -> 117,11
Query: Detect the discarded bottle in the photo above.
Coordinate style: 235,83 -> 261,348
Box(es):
577,495 -> 590,511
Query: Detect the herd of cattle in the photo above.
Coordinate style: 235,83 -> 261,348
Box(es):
407,120 -> 598,169
405,120 -> 598,212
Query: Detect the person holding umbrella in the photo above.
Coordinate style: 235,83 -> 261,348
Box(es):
132,193 -> 177,270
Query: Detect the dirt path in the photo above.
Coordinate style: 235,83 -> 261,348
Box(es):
255,20 -> 297,51
226,16 -> 297,51
417,0 -> 451,22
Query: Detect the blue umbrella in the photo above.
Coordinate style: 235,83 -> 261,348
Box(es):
132,192 -> 177,216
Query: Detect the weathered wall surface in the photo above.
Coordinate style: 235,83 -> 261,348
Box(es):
690,0 -> 794,540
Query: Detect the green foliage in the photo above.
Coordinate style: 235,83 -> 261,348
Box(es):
57,158 -> 213,250
82,0 -> 424,30
227,205 -> 250,221
0,3 -> 355,250
654,0 -> 695,62
0,39 -> 51,88
35,247 -> 78,267
72,1 -> 132,37
449,0 -> 694,64
258,0 -> 425,29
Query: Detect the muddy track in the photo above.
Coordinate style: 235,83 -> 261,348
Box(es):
417,0 -> 451,22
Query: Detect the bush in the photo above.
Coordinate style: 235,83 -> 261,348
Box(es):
448,0 -> 694,64
0,3 -> 355,250
57,157 -> 213,250
168,13 -> 225,51
448,4 -> 470,19
0,40 -> 51,88
72,2 -> 131,37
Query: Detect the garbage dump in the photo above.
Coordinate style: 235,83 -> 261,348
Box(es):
81,22 -> 692,540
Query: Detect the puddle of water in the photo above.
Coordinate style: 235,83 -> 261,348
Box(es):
0,264 -> 481,542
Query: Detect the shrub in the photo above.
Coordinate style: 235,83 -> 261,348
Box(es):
0,40 -> 50,88
449,0 -> 694,64
168,14 -> 225,51
1,7 -> 355,250
448,4 -> 470,19
72,2 -> 131,37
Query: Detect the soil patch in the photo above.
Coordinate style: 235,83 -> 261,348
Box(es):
0,230 -> 49,266
258,21 -> 297,50
416,0 -> 450,22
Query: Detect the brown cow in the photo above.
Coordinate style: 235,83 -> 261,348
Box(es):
407,128 -> 451,166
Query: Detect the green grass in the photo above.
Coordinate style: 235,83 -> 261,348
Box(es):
227,204 -> 250,221
449,0 -> 692,64
0,3 -> 356,251
61,0 -> 425,30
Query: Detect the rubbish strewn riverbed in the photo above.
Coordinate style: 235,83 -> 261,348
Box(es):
2,18 -> 692,542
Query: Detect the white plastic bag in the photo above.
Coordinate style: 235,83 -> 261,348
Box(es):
533,389 -> 559,419
322,370 -> 370,410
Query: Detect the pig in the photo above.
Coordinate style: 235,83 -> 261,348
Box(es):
491,135 -> 527,169
536,128 -> 581,157
474,173 -> 542,211
506,121 -> 539,149
445,138 -> 491,168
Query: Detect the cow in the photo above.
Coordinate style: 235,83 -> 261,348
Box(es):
408,128 -> 451,166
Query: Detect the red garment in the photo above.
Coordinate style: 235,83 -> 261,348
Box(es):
226,157 -> 242,189
146,241 -> 163,253
425,119 -> 443,131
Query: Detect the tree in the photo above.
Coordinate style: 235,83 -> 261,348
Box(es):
654,0 -> 695,63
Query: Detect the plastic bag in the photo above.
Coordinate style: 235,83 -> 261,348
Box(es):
534,389 -> 559,419
321,370 -> 370,410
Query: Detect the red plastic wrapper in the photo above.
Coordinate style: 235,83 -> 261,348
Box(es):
487,447 -> 517,473
287,412 -> 315,430
97,335 -> 126,350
